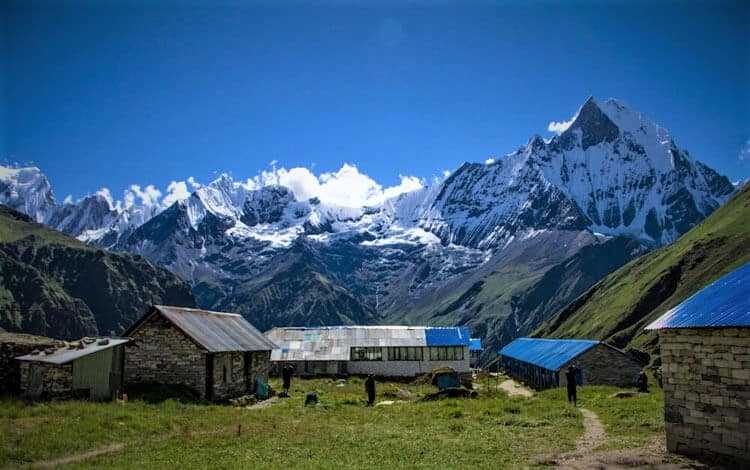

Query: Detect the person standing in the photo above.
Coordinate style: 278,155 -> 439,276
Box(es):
635,371 -> 648,392
365,374 -> 376,406
282,364 -> 293,395
565,365 -> 578,406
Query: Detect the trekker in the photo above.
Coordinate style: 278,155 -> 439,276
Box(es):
635,371 -> 648,392
365,374 -> 376,406
565,365 -> 578,406
282,363 -> 293,395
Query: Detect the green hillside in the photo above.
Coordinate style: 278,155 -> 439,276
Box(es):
534,183 -> 750,357
0,205 -> 196,339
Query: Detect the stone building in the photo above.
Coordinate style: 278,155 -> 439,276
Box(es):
1,332 -> 61,396
266,326 -> 471,377
499,338 -> 643,389
124,305 -> 276,401
646,262 -> 750,465
16,337 -> 129,400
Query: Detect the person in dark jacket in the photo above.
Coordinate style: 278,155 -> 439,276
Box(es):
282,364 -> 293,395
365,374 -> 376,406
565,365 -> 578,406
635,371 -> 648,392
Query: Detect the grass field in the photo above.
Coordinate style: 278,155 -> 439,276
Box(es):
0,377 -> 664,469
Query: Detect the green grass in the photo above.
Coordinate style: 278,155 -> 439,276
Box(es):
0,378 -> 667,469
535,184 -> 750,355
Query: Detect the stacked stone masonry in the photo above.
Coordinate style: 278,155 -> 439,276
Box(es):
0,334 -> 61,395
660,328 -> 750,465
124,313 -> 207,397
18,362 -> 74,399
559,343 -> 644,388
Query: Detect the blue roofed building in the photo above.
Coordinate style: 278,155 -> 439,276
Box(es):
265,326 -> 471,377
645,262 -> 750,465
499,338 -> 642,389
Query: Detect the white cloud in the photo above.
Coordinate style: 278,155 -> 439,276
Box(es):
443,170 -> 451,177
739,139 -> 750,161
128,184 -> 162,208
383,175 -> 424,201
547,118 -> 575,134
95,188 -> 114,208
485,158 -> 495,165
187,176 -> 202,190
63,194 -> 73,205
162,180 -> 191,207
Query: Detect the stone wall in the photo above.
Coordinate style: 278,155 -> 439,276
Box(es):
212,352 -> 245,400
660,328 -> 750,465
0,333 -> 61,395
124,313 -> 207,398
19,362 -> 74,399
559,343 -> 643,388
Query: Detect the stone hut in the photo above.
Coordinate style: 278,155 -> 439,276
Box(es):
499,338 -> 643,389
16,337 -> 129,400
124,306 -> 276,401
645,262 -> 750,465
1,332 -> 62,396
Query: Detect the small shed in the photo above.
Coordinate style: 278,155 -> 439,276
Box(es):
1,332 -> 62,396
266,326 -> 471,377
499,338 -> 642,390
469,338 -> 483,369
16,337 -> 129,400
645,262 -> 750,465
124,305 -> 277,401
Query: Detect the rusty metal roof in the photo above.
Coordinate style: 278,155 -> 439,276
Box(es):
265,326 -> 469,362
16,338 -> 130,365
140,306 -> 276,353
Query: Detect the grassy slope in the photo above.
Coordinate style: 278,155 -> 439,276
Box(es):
534,184 -> 750,354
0,377 -> 668,469
0,206 -> 196,338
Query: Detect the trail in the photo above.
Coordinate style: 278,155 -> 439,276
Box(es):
31,443 -> 125,469
498,379 -> 534,397
539,409 -> 705,469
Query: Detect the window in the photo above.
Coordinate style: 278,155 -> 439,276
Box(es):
429,347 -> 465,361
387,347 -> 424,361
350,347 -> 383,361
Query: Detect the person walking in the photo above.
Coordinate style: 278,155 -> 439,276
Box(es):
282,363 -> 293,396
365,374 -> 376,406
565,365 -> 578,406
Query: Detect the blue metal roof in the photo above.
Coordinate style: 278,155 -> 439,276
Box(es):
646,262 -> 750,330
469,338 -> 483,351
425,327 -> 471,346
498,338 -> 599,371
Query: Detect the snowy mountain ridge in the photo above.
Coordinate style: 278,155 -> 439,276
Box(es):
0,97 -> 735,254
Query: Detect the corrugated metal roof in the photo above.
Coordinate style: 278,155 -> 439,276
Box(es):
16,338 -> 129,365
265,326 -> 470,361
498,338 -> 599,371
149,306 -> 276,353
469,338 -> 483,351
425,327 -> 470,346
646,262 -> 750,330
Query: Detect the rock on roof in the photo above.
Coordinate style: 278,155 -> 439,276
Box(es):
126,306 -> 277,353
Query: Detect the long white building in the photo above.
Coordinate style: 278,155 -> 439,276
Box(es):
265,326 -> 471,377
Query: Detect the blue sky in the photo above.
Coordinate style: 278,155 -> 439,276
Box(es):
2,0 -> 749,203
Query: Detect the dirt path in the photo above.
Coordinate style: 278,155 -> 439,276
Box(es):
31,443 -> 125,469
498,379 -> 534,398
538,410 -> 709,469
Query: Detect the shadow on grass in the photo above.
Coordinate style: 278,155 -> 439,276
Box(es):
125,383 -> 201,404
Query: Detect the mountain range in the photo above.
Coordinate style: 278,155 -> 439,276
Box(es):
0,97 -> 737,359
